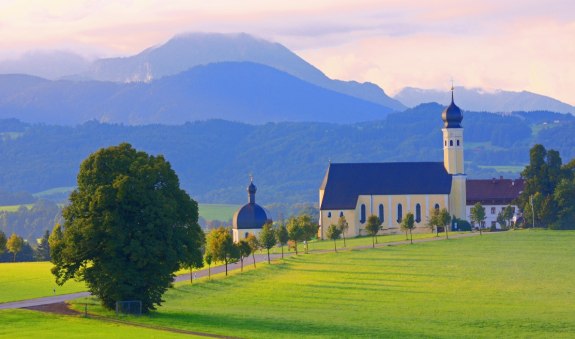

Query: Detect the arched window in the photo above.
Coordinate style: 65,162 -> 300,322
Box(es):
415,203 -> 421,223
327,212 -> 332,218
339,211 -> 344,217
360,204 -> 366,223
457,140 -> 460,146
244,232 -> 249,238
397,204 -> 403,223
435,203 -> 440,210
444,140 -> 447,146
449,140 -> 453,146
378,204 -> 384,223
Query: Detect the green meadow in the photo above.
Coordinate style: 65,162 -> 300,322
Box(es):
197,203 -> 239,221
0,262 -> 86,303
0,309 -> 192,338
72,230 -> 575,338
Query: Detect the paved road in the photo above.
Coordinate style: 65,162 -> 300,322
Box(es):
0,232 -> 481,310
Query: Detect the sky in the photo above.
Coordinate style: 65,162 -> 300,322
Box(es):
0,0 -> 574,105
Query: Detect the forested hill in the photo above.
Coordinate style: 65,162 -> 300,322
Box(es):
0,105 -> 574,204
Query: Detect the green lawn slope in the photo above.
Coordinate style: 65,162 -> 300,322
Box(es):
77,230 -> 575,338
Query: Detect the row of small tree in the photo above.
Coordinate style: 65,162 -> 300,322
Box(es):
201,214 -> 319,278
0,229 -> 51,262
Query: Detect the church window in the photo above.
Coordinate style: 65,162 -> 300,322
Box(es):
415,203 -> 421,223
378,204 -> 384,223
434,203 -> 440,210
444,140 -> 447,146
457,140 -> 460,146
340,211 -> 344,217
327,212 -> 332,218
449,140 -> 453,146
245,232 -> 249,239
360,204 -> 366,223
397,204 -> 403,223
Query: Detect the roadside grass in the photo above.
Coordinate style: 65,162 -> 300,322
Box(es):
198,203 -> 239,221
75,230 -> 575,338
0,309 -> 191,338
0,262 -> 86,303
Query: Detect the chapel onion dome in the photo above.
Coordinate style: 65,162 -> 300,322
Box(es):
441,89 -> 463,128
232,177 -> 272,230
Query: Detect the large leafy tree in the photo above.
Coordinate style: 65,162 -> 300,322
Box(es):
50,143 -> 204,312
365,215 -> 381,248
6,233 -> 24,262
259,222 -> 276,264
400,212 -> 415,244
470,202 -> 486,235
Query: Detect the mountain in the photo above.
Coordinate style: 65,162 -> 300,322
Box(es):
395,86 -> 575,114
0,62 -> 393,125
0,51 -> 90,80
85,32 -> 406,111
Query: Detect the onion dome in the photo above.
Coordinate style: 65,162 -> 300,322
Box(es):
442,88 -> 463,128
232,177 -> 271,230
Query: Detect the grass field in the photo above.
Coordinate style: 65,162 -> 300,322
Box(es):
0,309 -> 192,338
198,203 -> 239,221
73,230 -> 575,338
478,165 -> 525,174
0,204 -> 33,212
0,262 -> 86,303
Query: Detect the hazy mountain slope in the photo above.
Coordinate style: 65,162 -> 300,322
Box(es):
87,32 -> 406,111
0,62 -> 393,125
395,86 -> 575,114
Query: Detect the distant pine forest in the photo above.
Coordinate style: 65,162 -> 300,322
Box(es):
0,103 -> 574,207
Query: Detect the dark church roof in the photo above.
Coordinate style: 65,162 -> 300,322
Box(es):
320,162 -> 453,210
233,179 -> 271,230
442,90 -> 463,128
466,178 -> 525,205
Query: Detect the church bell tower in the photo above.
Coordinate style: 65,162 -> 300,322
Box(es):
441,87 -> 466,220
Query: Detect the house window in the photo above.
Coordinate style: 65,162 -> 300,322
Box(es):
457,140 -> 460,146
415,203 -> 421,223
397,204 -> 403,223
360,204 -> 366,224
327,212 -> 332,218
434,203 -> 440,210
491,221 -> 496,228
378,204 -> 384,223
450,140 -> 453,146
491,207 -> 496,214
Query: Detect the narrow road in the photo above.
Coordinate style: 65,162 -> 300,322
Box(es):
0,232 -> 482,310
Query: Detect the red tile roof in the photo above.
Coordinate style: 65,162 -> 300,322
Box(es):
466,178 -> 525,205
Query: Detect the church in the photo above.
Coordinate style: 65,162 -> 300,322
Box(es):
319,90 -> 467,239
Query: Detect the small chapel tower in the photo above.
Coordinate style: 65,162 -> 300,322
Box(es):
441,86 -> 466,219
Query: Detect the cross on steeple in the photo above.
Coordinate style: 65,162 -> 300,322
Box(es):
450,78 -> 455,103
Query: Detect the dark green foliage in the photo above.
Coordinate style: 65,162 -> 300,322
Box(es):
553,178 -> 575,229
259,222 -> 276,264
50,143 -> 204,312
365,215 -> 381,248
276,224 -> 289,258
326,224 -> 341,252
34,230 -> 51,261
452,218 -> 471,231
